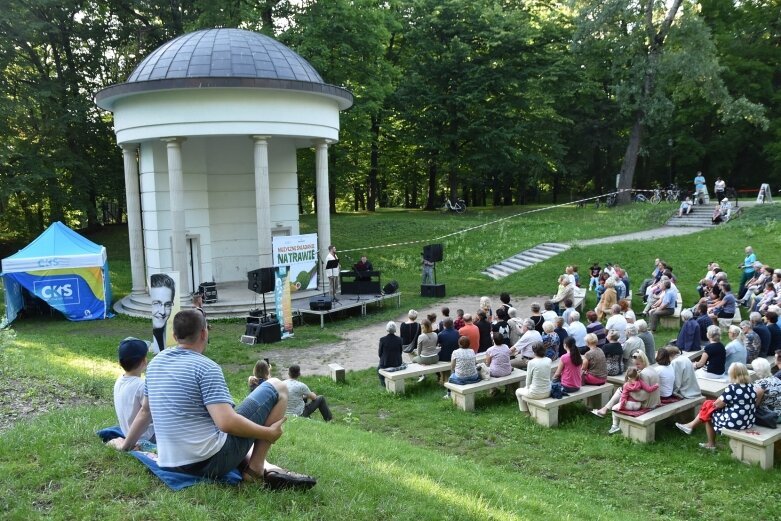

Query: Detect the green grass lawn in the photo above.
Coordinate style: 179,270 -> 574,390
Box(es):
1,203 -> 781,520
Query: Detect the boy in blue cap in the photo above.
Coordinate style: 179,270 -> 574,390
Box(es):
113,337 -> 155,447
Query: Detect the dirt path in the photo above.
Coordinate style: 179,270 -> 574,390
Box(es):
258,295 -> 549,377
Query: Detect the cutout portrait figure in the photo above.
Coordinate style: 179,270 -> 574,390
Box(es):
150,273 -> 175,353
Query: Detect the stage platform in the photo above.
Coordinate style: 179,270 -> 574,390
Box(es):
114,280 -> 401,324
296,292 -> 402,329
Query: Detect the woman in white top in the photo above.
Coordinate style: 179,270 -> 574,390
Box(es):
654,348 -> 675,399
515,341 -> 552,413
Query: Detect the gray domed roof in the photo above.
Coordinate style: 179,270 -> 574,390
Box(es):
96,28 -> 352,110
128,28 -> 324,83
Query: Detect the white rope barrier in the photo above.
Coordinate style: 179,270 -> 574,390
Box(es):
340,189 -> 636,254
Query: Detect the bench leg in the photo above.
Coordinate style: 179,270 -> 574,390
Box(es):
619,421 -> 655,443
385,379 -> 405,394
729,439 -> 774,470
527,404 -> 558,427
586,391 -> 609,409
451,392 -> 475,412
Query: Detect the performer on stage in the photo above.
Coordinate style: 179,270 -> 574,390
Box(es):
421,251 -> 435,285
354,255 -> 373,281
325,245 -> 340,300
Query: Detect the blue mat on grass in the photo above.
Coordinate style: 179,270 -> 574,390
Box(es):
97,426 -> 242,491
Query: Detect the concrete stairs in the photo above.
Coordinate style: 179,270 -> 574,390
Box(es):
664,203 -> 718,228
482,243 -> 570,280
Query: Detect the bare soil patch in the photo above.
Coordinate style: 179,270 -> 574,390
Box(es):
257,295 -> 549,378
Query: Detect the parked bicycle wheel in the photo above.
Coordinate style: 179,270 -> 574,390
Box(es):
650,191 -> 662,204
606,194 -> 617,207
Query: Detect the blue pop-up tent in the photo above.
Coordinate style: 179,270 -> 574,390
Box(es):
1,222 -> 113,324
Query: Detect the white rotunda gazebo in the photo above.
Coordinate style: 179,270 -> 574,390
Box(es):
96,28 -> 352,314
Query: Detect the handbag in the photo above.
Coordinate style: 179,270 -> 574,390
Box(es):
754,406 -> 779,429
402,323 -> 420,353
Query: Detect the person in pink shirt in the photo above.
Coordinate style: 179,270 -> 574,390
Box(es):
553,337 -> 582,393
614,368 -> 659,412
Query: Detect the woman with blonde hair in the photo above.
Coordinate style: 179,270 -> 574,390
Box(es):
676,363 -> 756,449
479,296 -> 493,322
592,349 -> 660,431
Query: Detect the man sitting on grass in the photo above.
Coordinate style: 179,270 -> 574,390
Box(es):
109,309 -> 315,490
284,365 -> 332,422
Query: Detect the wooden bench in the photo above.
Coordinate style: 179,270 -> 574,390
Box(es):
444,369 -> 526,412
659,293 -> 684,329
522,383 -> 614,427
613,396 -> 705,443
328,363 -> 345,383
722,425 -> 781,470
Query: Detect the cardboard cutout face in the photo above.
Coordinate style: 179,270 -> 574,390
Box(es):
150,285 -> 174,329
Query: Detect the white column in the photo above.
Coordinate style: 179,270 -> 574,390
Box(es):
121,144 -> 146,295
315,140 -> 332,283
163,138 -> 188,282
253,136 -> 272,268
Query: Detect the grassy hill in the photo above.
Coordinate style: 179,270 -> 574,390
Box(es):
1,203 -> 780,520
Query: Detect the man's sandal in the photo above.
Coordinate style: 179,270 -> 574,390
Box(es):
242,466 -> 317,491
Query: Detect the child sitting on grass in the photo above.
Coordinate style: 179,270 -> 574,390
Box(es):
113,337 -> 155,447
248,359 -> 271,392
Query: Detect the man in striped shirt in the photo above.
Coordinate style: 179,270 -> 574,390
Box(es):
109,309 -> 315,489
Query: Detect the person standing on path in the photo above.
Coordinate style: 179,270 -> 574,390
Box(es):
714,177 -> 726,204
693,171 -> 707,204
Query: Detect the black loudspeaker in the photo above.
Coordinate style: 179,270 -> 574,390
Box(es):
309,296 -> 334,311
424,243 -> 443,263
259,320 -> 281,344
245,321 -> 281,344
247,267 -> 276,294
421,284 -> 446,297
383,280 -> 399,295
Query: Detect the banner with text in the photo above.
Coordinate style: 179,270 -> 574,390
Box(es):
272,234 -> 319,292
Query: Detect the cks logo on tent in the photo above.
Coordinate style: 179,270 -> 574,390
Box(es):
33,278 -> 80,305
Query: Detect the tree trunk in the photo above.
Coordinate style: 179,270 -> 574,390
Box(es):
425,154 -> 438,210
617,117 -> 644,203
367,116 -> 380,212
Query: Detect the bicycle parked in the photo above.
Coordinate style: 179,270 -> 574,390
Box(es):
594,193 -> 617,208
441,197 -> 467,213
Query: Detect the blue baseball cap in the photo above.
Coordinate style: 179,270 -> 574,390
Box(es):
118,337 -> 150,360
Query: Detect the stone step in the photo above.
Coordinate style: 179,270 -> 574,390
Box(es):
483,242 -> 571,280
508,257 -> 534,267
523,250 -> 552,262
540,242 -> 570,252
501,258 -> 527,269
